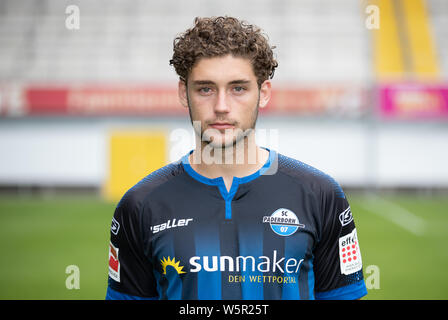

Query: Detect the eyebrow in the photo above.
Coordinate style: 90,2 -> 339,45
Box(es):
191,79 -> 252,86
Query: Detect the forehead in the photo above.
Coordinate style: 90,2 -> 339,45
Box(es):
188,54 -> 256,83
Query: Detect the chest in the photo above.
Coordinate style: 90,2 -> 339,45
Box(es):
145,188 -> 320,277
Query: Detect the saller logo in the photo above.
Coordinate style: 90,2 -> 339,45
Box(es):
150,218 -> 193,234
339,207 -> 353,226
111,217 -> 120,235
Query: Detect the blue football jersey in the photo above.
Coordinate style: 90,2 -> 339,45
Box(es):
106,148 -> 367,300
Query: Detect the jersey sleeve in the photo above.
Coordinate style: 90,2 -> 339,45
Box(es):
313,183 -> 368,300
105,193 -> 158,300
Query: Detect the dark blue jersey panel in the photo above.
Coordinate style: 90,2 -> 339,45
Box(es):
106,149 -> 367,300
105,286 -> 157,300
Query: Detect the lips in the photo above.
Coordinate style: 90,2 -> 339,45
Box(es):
209,122 -> 235,130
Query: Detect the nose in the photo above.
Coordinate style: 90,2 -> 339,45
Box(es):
214,90 -> 230,114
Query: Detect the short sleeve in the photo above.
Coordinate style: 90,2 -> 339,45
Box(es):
313,184 -> 368,300
105,194 -> 158,300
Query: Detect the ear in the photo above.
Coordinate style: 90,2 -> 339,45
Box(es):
178,80 -> 189,108
258,80 -> 272,109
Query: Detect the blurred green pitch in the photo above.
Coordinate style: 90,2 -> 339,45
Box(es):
0,192 -> 447,300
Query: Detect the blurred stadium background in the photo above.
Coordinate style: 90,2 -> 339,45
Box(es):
0,0 -> 447,299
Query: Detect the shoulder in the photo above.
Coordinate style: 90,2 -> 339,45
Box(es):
276,152 -> 346,200
116,160 -> 185,214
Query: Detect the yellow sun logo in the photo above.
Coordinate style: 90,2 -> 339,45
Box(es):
160,257 -> 186,275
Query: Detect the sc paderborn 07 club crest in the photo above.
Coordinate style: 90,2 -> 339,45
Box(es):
262,208 -> 305,237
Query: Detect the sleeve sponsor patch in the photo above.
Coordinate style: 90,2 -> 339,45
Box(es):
108,242 -> 120,282
339,228 -> 362,275
338,206 -> 353,226
111,217 -> 120,235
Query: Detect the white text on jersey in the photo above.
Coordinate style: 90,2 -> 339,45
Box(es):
150,218 -> 193,234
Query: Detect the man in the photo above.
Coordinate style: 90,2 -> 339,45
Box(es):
106,16 -> 367,300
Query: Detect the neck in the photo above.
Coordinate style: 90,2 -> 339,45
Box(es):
189,133 -> 269,181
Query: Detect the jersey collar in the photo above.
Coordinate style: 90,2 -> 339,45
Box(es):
181,147 -> 276,191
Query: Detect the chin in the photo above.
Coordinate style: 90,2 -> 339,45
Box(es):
207,140 -> 234,150
212,135 -> 247,150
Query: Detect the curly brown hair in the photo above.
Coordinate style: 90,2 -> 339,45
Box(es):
169,16 -> 278,87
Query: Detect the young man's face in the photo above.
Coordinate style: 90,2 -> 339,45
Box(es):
179,54 -> 271,149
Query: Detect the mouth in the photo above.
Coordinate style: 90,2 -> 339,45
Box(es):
209,122 -> 235,130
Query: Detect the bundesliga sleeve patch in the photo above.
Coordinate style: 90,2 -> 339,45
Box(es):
339,228 -> 362,275
108,242 -> 120,282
